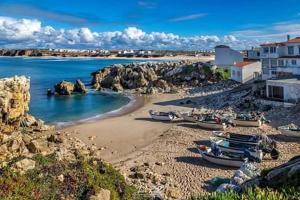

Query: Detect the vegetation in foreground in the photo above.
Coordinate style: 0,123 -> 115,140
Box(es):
0,154 -> 150,200
191,187 -> 300,200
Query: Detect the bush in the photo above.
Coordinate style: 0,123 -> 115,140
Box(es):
0,154 -> 148,200
214,68 -> 230,80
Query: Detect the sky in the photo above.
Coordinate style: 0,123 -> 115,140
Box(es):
0,0 -> 300,50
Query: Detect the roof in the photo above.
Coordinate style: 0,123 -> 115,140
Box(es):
286,37 -> 300,43
234,61 -> 257,68
260,36 -> 300,46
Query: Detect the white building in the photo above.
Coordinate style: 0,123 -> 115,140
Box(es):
266,78 -> 300,103
215,45 -> 243,68
231,61 -> 262,83
260,36 -> 300,79
245,48 -> 260,60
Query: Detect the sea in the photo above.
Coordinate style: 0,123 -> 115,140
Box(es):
0,57 -> 149,125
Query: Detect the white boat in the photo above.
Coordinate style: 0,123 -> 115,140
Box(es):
211,138 -> 257,154
278,125 -> 300,138
212,131 -> 260,145
233,118 -> 262,127
197,146 -> 247,168
149,110 -> 175,121
196,120 -> 226,130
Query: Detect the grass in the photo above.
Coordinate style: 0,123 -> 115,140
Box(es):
191,187 -> 300,200
0,154 -> 150,200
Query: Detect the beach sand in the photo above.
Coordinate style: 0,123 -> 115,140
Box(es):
63,92 -> 190,162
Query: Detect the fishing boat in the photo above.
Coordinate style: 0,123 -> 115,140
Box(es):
212,131 -> 260,145
197,145 -> 248,168
212,131 -> 279,159
211,137 -> 279,160
211,137 -> 257,154
149,110 -> 176,121
196,120 -> 226,130
278,125 -> 300,138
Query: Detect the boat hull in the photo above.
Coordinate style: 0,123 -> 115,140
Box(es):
233,119 -> 262,127
198,148 -> 246,168
196,121 -> 226,130
150,113 -> 174,121
278,127 -> 300,138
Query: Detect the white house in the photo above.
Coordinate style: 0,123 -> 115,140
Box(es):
245,48 -> 260,60
231,61 -> 262,83
215,45 -> 243,68
260,36 -> 300,80
266,78 -> 300,103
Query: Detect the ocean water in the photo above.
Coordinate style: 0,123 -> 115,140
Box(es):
0,57 -> 147,124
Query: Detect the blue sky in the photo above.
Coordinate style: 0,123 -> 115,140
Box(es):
0,0 -> 300,49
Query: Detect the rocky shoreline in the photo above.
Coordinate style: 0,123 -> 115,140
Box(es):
90,61 -> 226,94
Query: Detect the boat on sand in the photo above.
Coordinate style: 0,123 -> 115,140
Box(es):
278,124 -> 300,138
149,110 -> 178,121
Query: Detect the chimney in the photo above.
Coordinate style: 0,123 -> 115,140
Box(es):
287,35 -> 290,41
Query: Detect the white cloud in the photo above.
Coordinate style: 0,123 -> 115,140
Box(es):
0,16 -> 248,50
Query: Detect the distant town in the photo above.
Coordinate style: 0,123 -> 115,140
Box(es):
0,48 -> 214,58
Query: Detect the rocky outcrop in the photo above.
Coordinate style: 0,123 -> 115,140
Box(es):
91,61 -> 218,94
53,80 -> 87,95
0,76 -> 30,129
54,81 -> 74,95
74,79 -> 87,93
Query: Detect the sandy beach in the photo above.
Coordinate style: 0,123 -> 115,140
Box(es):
62,84 -> 300,199
63,92 -> 190,162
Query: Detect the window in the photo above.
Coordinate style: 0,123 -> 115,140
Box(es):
288,46 -> 294,55
292,60 -> 297,65
270,47 -> 276,53
271,59 -> 277,67
232,70 -> 235,76
262,59 -> 269,67
268,85 -> 284,100
237,71 -> 241,77
263,47 -> 269,53
278,60 -> 284,66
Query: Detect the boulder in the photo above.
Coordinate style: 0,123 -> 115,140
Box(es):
27,138 -> 51,155
74,79 -> 87,93
54,81 -> 74,95
12,158 -> 36,174
89,188 -> 111,200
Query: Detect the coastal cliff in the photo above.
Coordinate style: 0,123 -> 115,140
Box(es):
91,61 -> 227,94
0,76 -> 144,200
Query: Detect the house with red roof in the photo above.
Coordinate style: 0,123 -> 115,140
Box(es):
230,61 -> 262,83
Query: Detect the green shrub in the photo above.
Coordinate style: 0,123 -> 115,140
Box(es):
0,155 -> 147,200
214,68 -> 231,80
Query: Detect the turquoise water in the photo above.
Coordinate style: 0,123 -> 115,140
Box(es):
0,57 -> 147,124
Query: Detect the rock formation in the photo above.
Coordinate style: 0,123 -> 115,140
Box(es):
91,61 -> 219,94
53,80 -> 87,95
0,76 -> 30,129
74,79 -> 87,93
54,80 -> 74,95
